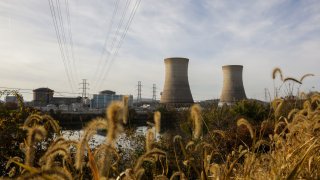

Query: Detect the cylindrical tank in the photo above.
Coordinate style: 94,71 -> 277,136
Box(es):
33,88 -> 54,106
160,57 -> 194,105
220,65 -> 247,104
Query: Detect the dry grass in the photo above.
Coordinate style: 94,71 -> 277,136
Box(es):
190,104 -> 202,139
272,67 -> 283,80
3,90 -> 320,179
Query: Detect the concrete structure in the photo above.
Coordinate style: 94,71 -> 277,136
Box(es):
51,97 -> 82,106
5,96 -> 18,103
58,104 -> 69,111
160,57 -> 194,105
33,87 -> 82,108
90,90 -> 133,109
33,88 -> 54,106
220,65 -> 247,104
100,90 -> 116,95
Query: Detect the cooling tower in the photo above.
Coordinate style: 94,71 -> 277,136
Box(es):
160,57 -> 194,105
220,65 -> 247,104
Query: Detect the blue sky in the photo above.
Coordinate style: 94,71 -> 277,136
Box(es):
0,0 -> 320,101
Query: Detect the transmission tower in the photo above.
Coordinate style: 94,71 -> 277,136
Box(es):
152,84 -> 157,101
265,88 -> 271,102
137,81 -> 142,103
79,79 -> 89,99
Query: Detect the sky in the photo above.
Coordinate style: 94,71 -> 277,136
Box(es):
0,0 -> 320,101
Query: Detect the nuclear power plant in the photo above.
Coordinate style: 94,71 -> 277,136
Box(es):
160,57 -> 194,105
220,65 -> 247,104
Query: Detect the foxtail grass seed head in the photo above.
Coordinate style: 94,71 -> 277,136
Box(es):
25,126 -> 47,167
283,77 -> 302,84
44,148 -> 69,169
191,104 -> 202,139
272,67 -> 283,81
42,115 -> 61,135
300,73 -> 314,82
122,95 -> 129,124
21,167 -> 73,180
186,141 -> 195,150
154,111 -> 161,133
106,101 -> 124,146
237,118 -> 254,140
24,114 -> 43,127
173,135 -> 182,143
75,118 -> 107,170
272,99 -> 284,119
146,129 -> 155,152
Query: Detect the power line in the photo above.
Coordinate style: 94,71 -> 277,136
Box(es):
95,0 -> 142,91
91,0 -> 120,88
55,0 -> 77,88
48,0 -> 80,92
48,0 -> 75,91
0,86 -> 82,95
65,0 -> 80,83
93,0 -> 131,91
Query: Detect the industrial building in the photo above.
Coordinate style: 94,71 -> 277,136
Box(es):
33,88 -> 54,106
5,96 -> 19,103
160,57 -> 194,106
33,87 -> 82,108
51,97 -> 82,105
90,90 -> 133,109
220,65 -> 247,105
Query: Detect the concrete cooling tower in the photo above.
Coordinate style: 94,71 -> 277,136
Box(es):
220,65 -> 247,104
160,57 -> 194,105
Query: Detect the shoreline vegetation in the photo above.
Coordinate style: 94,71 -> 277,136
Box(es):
1,68 -> 320,179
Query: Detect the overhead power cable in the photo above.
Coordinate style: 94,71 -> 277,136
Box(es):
55,0 -> 77,88
47,0 -> 79,92
65,0 -> 80,83
91,0 -> 121,85
96,0 -> 142,91
92,0 -> 131,91
48,0 -> 74,92
0,86 -> 82,95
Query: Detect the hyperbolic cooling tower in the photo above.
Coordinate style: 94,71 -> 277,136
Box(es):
160,57 -> 194,105
220,65 -> 247,104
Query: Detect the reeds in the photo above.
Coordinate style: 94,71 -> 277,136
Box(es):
122,95 -> 129,124
75,117 -> 108,170
190,104 -> 202,139
4,89 -> 320,179
145,129 -> 155,152
154,111 -> 161,134
272,67 -> 283,80
24,125 -> 47,167
106,101 -> 124,146
300,73 -> 314,82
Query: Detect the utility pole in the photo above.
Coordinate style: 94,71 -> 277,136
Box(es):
137,81 -> 142,103
152,84 -> 156,101
79,79 -> 89,99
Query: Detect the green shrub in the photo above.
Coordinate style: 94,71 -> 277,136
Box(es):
230,100 -> 270,122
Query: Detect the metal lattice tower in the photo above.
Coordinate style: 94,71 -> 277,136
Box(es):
137,81 -> 142,103
265,88 -> 271,102
152,84 -> 157,101
265,88 -> 268,102
79,79 -> 89,99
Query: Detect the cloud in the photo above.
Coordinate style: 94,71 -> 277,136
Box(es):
0,0 -> 320,101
